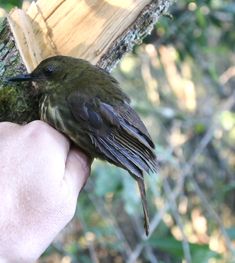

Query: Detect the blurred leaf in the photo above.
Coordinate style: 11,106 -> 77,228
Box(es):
219,111 -> 235,130
147,237 -> 221,262
94,165 -> 122,196
221,182 -> 235,194
194,123 -> 207,135
225,227 -> 235,240
156,145 -> 179,165
0,0 -> 21,10
122,174 -> 140,215
66,242 -> 80,255
196,9 -> 207,28
78,255 -> 93,263
147,237 -> 182,257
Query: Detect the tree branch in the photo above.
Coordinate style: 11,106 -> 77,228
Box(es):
0,0 -> 172,123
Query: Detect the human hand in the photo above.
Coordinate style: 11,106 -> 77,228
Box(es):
0,121 -> 90,263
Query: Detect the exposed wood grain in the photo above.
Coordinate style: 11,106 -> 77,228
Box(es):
1,0 -> 172,123
8,0 -> 170,72
27,0 -> 152,60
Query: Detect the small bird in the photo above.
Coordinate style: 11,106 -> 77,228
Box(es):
8,56 -> 157,235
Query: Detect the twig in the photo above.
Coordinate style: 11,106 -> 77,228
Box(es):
85,187 -> 133,258
190,178 -> 235,256
127,92 -> 235,261
127,243 -> 144,263
131,212 -> 160,263
219,66 -> 235,85
145,246 -> 159,263
164,179 -> 192,263
127,201 -> 171,263
79,212 -> 100,263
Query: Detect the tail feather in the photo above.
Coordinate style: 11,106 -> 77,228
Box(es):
93,135 -> 152,236
137,177 -> 149,236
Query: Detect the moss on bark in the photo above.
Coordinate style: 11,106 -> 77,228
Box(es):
0,17 -> 39,123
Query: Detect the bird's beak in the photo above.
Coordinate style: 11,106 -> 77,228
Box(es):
6,74 -> 33,82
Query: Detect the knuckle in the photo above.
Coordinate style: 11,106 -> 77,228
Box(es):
27,120 -> 49,130
0,122 -> 21,137
24,120 -> 53,144
0,121 -> 19,129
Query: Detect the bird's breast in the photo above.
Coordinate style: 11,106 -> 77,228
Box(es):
39,94 -> 68,132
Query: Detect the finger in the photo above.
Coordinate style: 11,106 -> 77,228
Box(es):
0,122 -> 21,136
64,147 -> 91,199
23,121 -> 71,164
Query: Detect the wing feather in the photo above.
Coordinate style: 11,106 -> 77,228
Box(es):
67,92 -> 157,177
67,86 -> 156,236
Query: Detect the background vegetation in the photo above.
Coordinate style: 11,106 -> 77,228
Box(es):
0,0 -> 235,262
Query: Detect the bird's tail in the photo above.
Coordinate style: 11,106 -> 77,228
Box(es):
137,178 -> 149,236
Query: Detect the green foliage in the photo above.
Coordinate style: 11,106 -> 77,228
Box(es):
148,236 -> 221,262
0,0 -> 21,10
93,162 -> 122,196
226,227 -> 235,241
147,0 -> 235,60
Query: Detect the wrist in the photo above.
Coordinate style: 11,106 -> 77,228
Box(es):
0,255 -> 36,263
0,247 -> 38,263
0,257 -> 33,263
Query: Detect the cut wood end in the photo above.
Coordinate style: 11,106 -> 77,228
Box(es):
25,0 -> 152,65
8,8 -> 56,72
7,0 -> 171,71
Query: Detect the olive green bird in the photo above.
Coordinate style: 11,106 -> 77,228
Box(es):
8,56 -> 157,235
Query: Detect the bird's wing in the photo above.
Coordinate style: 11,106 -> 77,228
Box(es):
67,92 -> 157,178
113,103 -> 155,149
67,92 -> 156,236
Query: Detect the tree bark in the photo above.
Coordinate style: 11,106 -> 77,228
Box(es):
0,17 -> 39,123
0,0 -> 172,123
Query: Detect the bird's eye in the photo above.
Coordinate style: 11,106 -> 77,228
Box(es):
43,65 -> 55,76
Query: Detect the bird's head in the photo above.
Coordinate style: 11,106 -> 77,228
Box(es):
7,55 -> 90,91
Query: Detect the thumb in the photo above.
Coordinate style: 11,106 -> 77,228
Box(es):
64,147 -> 91,199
